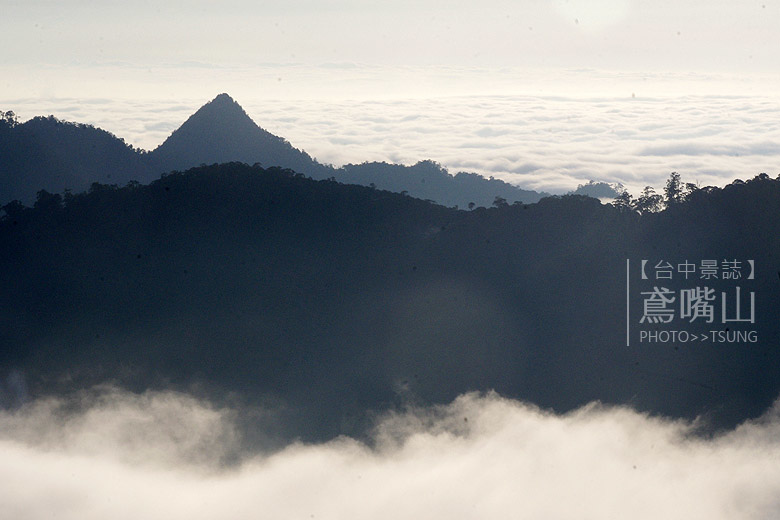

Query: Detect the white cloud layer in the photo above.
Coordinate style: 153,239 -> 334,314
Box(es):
2,387 -> 780,520
3,66 -> 779,195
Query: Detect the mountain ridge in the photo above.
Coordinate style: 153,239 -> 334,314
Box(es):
0,95 -> 549,208
148,93 -> 330,178
2,162 -> 778,439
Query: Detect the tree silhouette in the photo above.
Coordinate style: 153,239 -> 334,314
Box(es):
493,195 -> 508,208
0,110 -> 18,129
33,190 -> 63,212
611,190 -> 634,211
634,186 -> 663,213
664,171 -> 683,207
683,182 -> 700,201
1,200 -> 26,220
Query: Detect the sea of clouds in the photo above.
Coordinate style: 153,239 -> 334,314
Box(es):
246,94 -> 780,195
2,386 -> 780,519
3,66 -> 779,196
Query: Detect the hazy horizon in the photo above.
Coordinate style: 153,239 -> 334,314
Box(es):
3,68 -> 780,196
3,0 -> 780,194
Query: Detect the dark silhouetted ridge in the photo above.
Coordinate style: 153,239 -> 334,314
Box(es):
149,93 -> 330,178
1,165 -> 779,440
1,94 -> 549,207
0,115 -> 151,203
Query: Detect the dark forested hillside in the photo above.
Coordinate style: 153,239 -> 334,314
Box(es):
1,164 -> 778,441
0,114 -> 151,204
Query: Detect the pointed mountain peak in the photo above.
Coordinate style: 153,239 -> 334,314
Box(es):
153,93 -> 260,153
150,94 -> 327,177
187,93 -> 252,125
213,92 -> 235,102
206,93 -> 241,110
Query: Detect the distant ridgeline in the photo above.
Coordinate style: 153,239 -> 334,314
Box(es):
0,94 -> 550,208
1,163 -> 778,441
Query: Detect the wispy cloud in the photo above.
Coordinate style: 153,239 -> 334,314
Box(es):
2,387 -> 780,519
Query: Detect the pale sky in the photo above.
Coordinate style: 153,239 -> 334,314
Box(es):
2,1 -> 778,78
2,1 -> 779,193
3,0 -> 779,99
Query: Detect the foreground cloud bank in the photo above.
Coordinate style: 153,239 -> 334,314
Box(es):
2,388 -> 780,519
